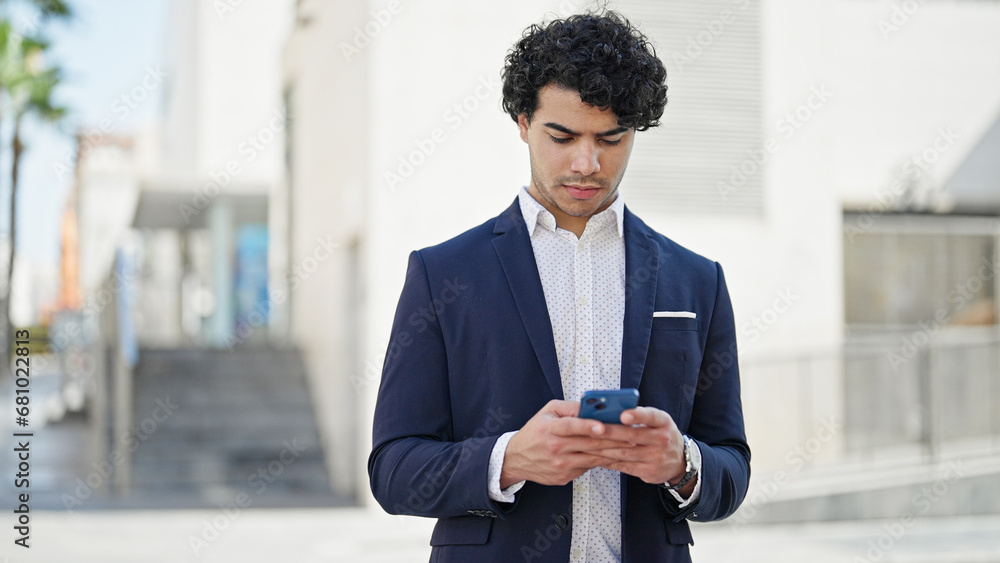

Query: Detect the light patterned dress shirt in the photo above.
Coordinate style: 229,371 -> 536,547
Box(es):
487,187 -> 700,562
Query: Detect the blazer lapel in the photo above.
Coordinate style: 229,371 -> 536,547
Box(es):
491,199 -> 564,400
621,207 -> 660,392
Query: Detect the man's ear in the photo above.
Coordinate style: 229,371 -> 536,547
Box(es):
517,114 -> 530,143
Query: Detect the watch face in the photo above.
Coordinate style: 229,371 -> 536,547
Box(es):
683,436 -> 693,471
683,435 -> 701,471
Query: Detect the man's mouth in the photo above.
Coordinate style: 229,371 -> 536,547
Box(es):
563,184 -> 602,200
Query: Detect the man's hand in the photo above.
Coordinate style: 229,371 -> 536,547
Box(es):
500,400 -> 624,488
596,406 -> 695,496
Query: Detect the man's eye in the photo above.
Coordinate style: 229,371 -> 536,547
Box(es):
549,136 -> 572,144
602,138 -> 623,146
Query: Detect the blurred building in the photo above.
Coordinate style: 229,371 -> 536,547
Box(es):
57,0 -> 1000,518
130,0 -> 294,348
48,0 -> 344,508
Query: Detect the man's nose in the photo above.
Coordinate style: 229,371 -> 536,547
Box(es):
570,142 -> 601,176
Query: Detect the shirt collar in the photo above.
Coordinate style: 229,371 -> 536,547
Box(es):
517,186 -> 625,238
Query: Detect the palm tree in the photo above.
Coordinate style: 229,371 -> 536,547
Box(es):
24,0 -> 70,18
0,1 -> 69,369
4,40 -> 65,349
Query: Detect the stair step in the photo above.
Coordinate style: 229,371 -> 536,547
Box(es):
120,347 -> 341,508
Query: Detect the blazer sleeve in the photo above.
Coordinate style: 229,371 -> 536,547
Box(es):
368,251 -> 516,519
661,262 -> 751,522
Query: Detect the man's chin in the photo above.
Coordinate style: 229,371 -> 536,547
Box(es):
557,201 -> 605,219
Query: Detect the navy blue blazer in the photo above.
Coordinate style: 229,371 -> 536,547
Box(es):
369,198 -> 750,562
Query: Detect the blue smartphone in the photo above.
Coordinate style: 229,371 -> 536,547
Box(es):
579,388 -> 639,424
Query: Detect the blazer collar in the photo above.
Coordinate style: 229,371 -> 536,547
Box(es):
620,207 -> 660,392
492,199 -> 564,399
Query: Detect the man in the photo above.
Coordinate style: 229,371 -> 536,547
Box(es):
369,10 -> 750,562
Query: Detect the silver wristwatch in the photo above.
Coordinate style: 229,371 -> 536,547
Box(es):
662,435 -> 698,491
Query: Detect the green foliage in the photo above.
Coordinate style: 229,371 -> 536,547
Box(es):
29,0 -> 72,19
0,17 -> 64,121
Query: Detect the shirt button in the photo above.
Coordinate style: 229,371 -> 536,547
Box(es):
571,549 -> 583,560
577,296 -> 587,306
578,355 -> 589,366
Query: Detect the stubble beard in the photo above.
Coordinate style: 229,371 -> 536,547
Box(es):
528,152 -> 622,219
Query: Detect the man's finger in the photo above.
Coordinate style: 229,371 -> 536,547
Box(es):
577,452 -> 621,468
620,406 -> 673,427
594,445 -> 648,462
543,399 -> 582,418
561,436 -> 635,453
550,416 -> 605,438
600,422 -> 682,449
598,423 -> 644,443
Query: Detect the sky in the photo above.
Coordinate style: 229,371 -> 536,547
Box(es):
3,0 -> 169,269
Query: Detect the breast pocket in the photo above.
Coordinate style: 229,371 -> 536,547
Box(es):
644,318 -> 701,423
651,316 -> 698,332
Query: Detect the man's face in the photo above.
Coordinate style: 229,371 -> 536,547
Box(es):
518,84 -> 635,233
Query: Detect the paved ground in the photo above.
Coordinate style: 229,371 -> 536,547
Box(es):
2,509 -> 999,562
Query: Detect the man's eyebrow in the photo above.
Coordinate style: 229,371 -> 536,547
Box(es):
543,122 -> 630,137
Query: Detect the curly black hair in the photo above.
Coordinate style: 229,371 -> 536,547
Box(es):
501,10 -> 667,131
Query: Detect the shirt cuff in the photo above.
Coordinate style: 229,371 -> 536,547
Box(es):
666,440 -> 703,508
488,431 -> 525,502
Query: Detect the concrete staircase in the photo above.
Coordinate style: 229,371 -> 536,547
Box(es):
121,347 -> 347,508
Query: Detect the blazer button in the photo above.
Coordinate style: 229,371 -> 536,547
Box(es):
553,513 -> 569,530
